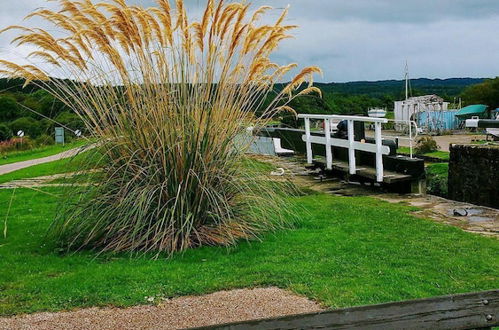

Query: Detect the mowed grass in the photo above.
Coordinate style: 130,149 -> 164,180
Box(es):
397,147 -> 450,161
427,162 -> 449,177
0,140 -> 87,166
0,149 -> 99,184
0,187 -> 497,316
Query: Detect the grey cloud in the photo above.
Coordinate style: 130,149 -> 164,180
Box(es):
1,0 -> 499,82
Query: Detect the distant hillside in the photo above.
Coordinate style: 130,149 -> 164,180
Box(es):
1,77 -> 485,99
274,78 -> 487,125
0,77 -> 488,129
315,78 -> 485,99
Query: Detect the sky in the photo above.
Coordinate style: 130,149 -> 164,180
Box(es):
1,0 -> 499,82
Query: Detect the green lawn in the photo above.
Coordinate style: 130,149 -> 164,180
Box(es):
427,163 -> 449,177
1,186 -> 497,316
0,140 -> 88,166
0,147 -> 102,184
397,147 -> 450,161
0,153 -> 88,184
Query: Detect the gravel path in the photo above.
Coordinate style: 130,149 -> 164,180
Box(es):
373,131 -> 484,152
0,146 -> 88,176
0,288 -> 324,330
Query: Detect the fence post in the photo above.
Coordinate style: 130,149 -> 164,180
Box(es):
375,121 -> 383,182
304,117 -> 313,164
324,118 -> 332,169
347,120 -> 356,175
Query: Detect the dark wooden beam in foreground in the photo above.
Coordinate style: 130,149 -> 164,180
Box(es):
192,289 -> 498,330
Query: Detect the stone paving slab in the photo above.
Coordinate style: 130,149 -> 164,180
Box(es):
253,155 -> 499,238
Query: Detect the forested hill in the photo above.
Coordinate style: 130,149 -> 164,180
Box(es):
1,77 -> 485,96
272,77 -> 486,125
315,77 -> 485,98
0,77 -> 488,130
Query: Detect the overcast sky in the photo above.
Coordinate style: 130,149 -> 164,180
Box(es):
1,0 -> 499,82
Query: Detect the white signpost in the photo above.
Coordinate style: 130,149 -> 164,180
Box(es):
17,130 -> 25,147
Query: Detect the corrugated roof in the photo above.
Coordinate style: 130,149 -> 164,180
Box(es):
455,104 -> 488,118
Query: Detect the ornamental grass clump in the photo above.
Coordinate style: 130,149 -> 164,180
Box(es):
0,0 -> 321,255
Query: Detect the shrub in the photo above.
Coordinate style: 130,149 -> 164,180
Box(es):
8,117 -> 43,138
0,95 -> 20,121
415,136 -> 439,154
34,134 -> 55,146
0,123 -> 13,141
426,163 -> 448,197
0,137 -> 34,154
1,0 -> 321,256
54,112 -> 85,132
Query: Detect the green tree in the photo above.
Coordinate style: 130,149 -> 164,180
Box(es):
0,123 -> 13,141
0,95 -> 20,121
461,77 -> 499,109
54,112 -> 84,131
9,117 -> 43,138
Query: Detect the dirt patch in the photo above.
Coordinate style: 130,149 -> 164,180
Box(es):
0,288 -> 324,330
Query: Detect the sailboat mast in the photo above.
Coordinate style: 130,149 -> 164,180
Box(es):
405,61 -> 409,100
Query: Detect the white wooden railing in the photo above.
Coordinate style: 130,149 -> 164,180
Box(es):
297,114 -> 390,182
383,119 -> 419,159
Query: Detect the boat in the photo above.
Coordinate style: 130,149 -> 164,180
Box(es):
487,109 -> 499,139
368,108 -> 387,118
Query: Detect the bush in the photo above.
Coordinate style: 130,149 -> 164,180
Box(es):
415,136 -> 439,154
426,163 -> 448,197
34,134 -> 55,146
54,112 -> 84,132
8,117 -> 43,138
0,95 -> 20,121
0,137 -> 34,154
0,123 -> 13,141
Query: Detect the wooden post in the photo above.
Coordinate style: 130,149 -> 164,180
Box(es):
304,117 -> 312,164
197,289 -> 499,330
375,121 -> 383,182
347,120 -> 356,175
324,118 -> 332,170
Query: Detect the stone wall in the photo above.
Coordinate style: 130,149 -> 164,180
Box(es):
448,144 -> 499,208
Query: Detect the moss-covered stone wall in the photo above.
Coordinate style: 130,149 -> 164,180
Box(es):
448,144 -> 499,208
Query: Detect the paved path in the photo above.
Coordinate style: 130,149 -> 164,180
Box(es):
0,146 -> 88,176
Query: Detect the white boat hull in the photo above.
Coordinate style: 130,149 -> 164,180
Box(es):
368,109 -> 387,118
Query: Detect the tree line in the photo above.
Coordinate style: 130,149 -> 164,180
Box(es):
0,77 -> 496,140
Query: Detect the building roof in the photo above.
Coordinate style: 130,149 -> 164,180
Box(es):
396,94 -> 445,104
455,104 -> 488,118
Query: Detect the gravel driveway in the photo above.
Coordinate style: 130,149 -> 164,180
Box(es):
0,288 -> 324,329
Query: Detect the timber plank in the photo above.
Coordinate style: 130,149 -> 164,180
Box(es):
193,290 -> 499,330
